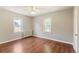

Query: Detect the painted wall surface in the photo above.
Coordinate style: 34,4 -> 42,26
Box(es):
33,9 -> 73,44
0,8 -> 32,43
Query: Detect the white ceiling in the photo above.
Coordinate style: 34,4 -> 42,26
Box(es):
1,6 -> 73,17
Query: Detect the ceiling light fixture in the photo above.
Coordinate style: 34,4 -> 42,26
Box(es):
30,6 -> 37,15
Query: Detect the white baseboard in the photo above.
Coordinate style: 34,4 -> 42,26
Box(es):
0,35 -> 32,44
0,35 -> 73,45
34,35 -> 73,45
0,37 -> 22,44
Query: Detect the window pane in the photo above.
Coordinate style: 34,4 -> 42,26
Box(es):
44,18 -> 51,32
14,17 -> 23,33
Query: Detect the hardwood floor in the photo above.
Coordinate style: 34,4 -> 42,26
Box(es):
0,36 -> 75,53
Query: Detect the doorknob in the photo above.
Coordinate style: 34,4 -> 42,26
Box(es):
74,34 -> 78,36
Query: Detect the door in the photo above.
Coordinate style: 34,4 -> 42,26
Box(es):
77,7 -> 79,52
74,7 -> 79,52
73,7 -> 78,52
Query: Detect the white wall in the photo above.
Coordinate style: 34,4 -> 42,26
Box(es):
0,8 -> 32,43
33,8 -> 73,44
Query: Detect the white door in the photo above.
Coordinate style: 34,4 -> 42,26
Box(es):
77,7 -> 79,52
73,7 -> 78,52
74,7 -> 79,52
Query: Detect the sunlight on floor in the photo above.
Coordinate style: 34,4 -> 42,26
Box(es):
13,43 -> 23,53
43,44 -> 52,53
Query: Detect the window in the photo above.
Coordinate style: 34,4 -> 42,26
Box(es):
14,17 -> 23,33
44,18 -> 52,32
